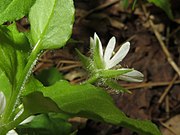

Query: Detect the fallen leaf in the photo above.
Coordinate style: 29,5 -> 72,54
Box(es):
161,115 -> 180,135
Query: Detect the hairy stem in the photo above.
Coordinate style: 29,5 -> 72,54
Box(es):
0,110 -> 29,135
1,40 -> 41,134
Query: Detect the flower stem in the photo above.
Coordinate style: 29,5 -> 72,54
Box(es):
0,110 -> 29,135
1,40 -> 41,133
83,75 -> 99,84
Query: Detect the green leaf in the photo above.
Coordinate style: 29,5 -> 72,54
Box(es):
0,25 -> 29,122
122,0 -> 129,9
7,24 -> 31,83
41,80 -> 125,123
23,92 -> 61,115
0,26 -> 23,84
148,0 -> 173,19
40,80 -> 161,135
23,76 -> 44,96
122,117 -> 161,135
132,0 -> 137,10
0,0 -> 36,24
17,114 -> 72,135
99,69 -> 132,78
0,25 -> 29,84
29,0 -> 75,50
7,23 -> 30,51
0,27 -> 17,84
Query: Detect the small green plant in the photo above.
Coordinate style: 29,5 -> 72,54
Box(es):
0,0 -> 161,134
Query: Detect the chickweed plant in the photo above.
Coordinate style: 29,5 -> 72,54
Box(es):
0,0 -> 161,134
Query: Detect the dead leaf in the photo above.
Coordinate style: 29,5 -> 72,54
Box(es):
161,115 -> 180,135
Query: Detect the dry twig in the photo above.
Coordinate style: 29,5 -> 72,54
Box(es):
160,121 -> 177,135
79,0 -> 119,21
141,4 -> 180,76
122,80 -> 180,89
158,74 -> 178,104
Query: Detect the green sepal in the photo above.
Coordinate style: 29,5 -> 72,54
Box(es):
99,69 -> 132,78
93,39 -> 104,69
75,48 -> 92,71
105,79 -> 131,93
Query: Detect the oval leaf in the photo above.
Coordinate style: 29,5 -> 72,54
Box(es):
23,92 -> 61,114
40,80 -> 161,135
0,0 -> 35,24
29,0 -> 75,50
41,80 -> 125,124
0,25 -> 28,84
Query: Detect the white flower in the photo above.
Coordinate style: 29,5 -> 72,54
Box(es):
91,33 -> 143,82
0,91 -> 6,115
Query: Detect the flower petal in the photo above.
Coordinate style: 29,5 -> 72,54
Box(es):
14,108 -> 24,120
20,116 -> 35,125
6,130 -> 18,135
119,69 -> 144,82
94,33 -> 103,57
90,37 -> 94,49
104,37 -> 116,68
0,91 -> 6,115
108,42 -> 130,69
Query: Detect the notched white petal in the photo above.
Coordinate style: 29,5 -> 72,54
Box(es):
108,42 -> 130,69
125,70 -> 144,77
104,36 -> 116,64
6,130 -> 18,135
94,32 -> 98,41
14,108 -> 24,120
0,91 -> 6,115
20,116 -> 35,125
119,70 -> 144,82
